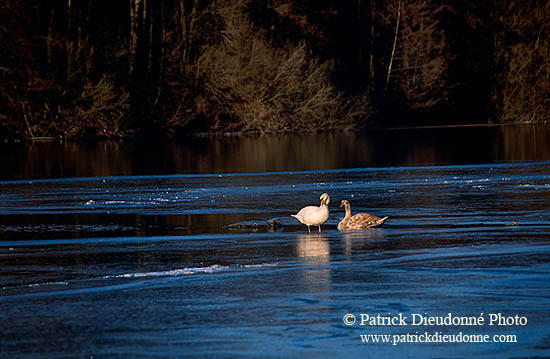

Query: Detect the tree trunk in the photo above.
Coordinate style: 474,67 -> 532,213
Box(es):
368,0 -> 376,91
129,0 -> 147,127
385,0 -> 401,95
129,0 -> 140,77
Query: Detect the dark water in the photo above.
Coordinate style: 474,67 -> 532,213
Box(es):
1,125 -> 550,358
2,124 -> 550,180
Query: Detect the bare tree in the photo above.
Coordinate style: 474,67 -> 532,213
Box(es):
381,0 -> 450,111
385,0 -> 401,95
491,1 -> 550,122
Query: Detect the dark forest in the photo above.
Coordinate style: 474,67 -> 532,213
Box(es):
1,0 -> 548,138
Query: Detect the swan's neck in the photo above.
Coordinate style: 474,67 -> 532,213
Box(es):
344,204 -> 351,219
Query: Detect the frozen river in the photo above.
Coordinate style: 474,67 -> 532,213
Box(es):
1,126 -> 549,358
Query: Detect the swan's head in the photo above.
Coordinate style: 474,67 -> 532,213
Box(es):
320,193 -> 330,206
340,199 -> 350,208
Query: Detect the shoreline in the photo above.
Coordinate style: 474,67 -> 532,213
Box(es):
1,121 -> 547,144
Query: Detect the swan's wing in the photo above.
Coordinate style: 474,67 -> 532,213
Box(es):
348,213 -> 387,228
295,205 -> 328,225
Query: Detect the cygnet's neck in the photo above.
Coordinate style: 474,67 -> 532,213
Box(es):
343,204 -> 351,219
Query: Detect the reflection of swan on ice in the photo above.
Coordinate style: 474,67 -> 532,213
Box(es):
296,233 -> 330,262
291,193 -> 330,234
341,229 -> 385,257
337,199 -> 388,230
296,233 -> 331,290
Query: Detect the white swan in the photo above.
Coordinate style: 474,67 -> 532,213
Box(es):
291,193 -> 330,233
337,199 -> 388,230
